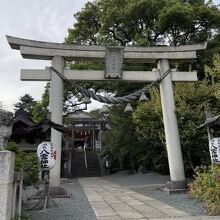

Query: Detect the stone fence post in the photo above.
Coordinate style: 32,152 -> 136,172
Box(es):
0,109 -> 14,220
11,170 -> 23,220
0,151 -> 15,220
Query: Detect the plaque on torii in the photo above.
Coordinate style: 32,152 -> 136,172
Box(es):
6,35 -> 206,189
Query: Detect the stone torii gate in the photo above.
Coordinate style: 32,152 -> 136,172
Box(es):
7,35 -> 206,188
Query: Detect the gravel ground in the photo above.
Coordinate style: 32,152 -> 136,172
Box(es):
23,171 -> 208,219
103,171 -> 206,216
134,186 -> 205,216
25,179 -> 96,220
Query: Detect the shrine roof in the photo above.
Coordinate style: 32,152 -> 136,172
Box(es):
66,111 -> 105,124
13,109 -> 35,127
197,115 -> 220,130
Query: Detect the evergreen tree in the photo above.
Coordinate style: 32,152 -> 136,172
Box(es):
14,94 -> 37,115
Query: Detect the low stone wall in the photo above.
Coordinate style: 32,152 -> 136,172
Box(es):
0,108 -> 23,219
0,151 -> 23,220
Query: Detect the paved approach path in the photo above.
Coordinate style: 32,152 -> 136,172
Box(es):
79,177 -> 219,220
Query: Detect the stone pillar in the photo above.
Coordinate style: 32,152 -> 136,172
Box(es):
18,171 -> 23,219
158,59 -> 186,188
0,151 -> 15,220
11,178 -> 17,219
50,56 -> 65,186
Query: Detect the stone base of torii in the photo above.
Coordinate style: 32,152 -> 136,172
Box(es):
6,35 -> 206,189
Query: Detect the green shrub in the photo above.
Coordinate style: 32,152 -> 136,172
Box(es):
6,142 -> 39,186
14,210 -> 31,220
188,165 -> 220,215
23,153 -> 39,186
5,142 -> 25,171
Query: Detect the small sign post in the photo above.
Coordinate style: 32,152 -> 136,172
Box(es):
209,138 -> 220,164
30,142 -> 57,210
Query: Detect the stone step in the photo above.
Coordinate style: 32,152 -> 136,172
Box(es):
70,151 -> 101,178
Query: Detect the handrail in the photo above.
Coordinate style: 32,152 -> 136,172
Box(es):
83,145 -> 88,169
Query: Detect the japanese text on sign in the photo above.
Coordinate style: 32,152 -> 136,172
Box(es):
209,138 -> 220,164
37,142 -> 56,169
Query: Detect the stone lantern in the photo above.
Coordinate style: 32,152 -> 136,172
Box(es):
0,109 -> 13,150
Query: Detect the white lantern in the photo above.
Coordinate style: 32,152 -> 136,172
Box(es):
37,142 -> 56,169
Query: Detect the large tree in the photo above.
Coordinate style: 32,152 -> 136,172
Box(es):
63,0 -> 220,173
14,94 -> 37,115
65,0 -> 220,93
32,83 -> 50,123
133,82 -> 220,174
66,0 -> 220,47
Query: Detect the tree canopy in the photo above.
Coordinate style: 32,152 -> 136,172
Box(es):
63,0 -> 220,174
14,94 -> 37,114
65,0 -> 220,93
66,0 -> 220,46
32,83 -> 50,123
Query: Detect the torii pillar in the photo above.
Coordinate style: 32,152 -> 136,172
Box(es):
6,35 -> 206,188
50,56 -> 65,185
158,59 -> 185,188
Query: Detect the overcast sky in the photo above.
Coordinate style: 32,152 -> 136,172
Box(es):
0,0 -> 220,112
0,0 -> 92,111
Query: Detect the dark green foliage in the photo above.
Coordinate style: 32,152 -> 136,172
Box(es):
14,94 -> 37,116
188,165 -> 220,215
101,103 -> 169,174
14,89 -> 49,124
65,0 -> 220,96
133,89 -> 169,173
14,210 -> 31,220
205,53 -> 220,84
174,83 -> 219,173
64,0 -> 220,97
5,142 -> 24,171
32,83 -> 50,123
23,153 -> 39,186
100,55 -> 220,175
133,83 -> 220,175
6,142 -> 39,186
64,0 -> 220,175
102,105 -> 138,170
66,0 -> 220,47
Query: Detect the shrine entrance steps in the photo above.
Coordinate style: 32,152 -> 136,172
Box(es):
71,150 -> 101,178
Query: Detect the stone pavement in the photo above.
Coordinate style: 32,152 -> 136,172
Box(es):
79,177 -> 219,220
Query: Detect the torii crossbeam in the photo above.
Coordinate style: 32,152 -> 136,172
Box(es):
7,35 -> 206,189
